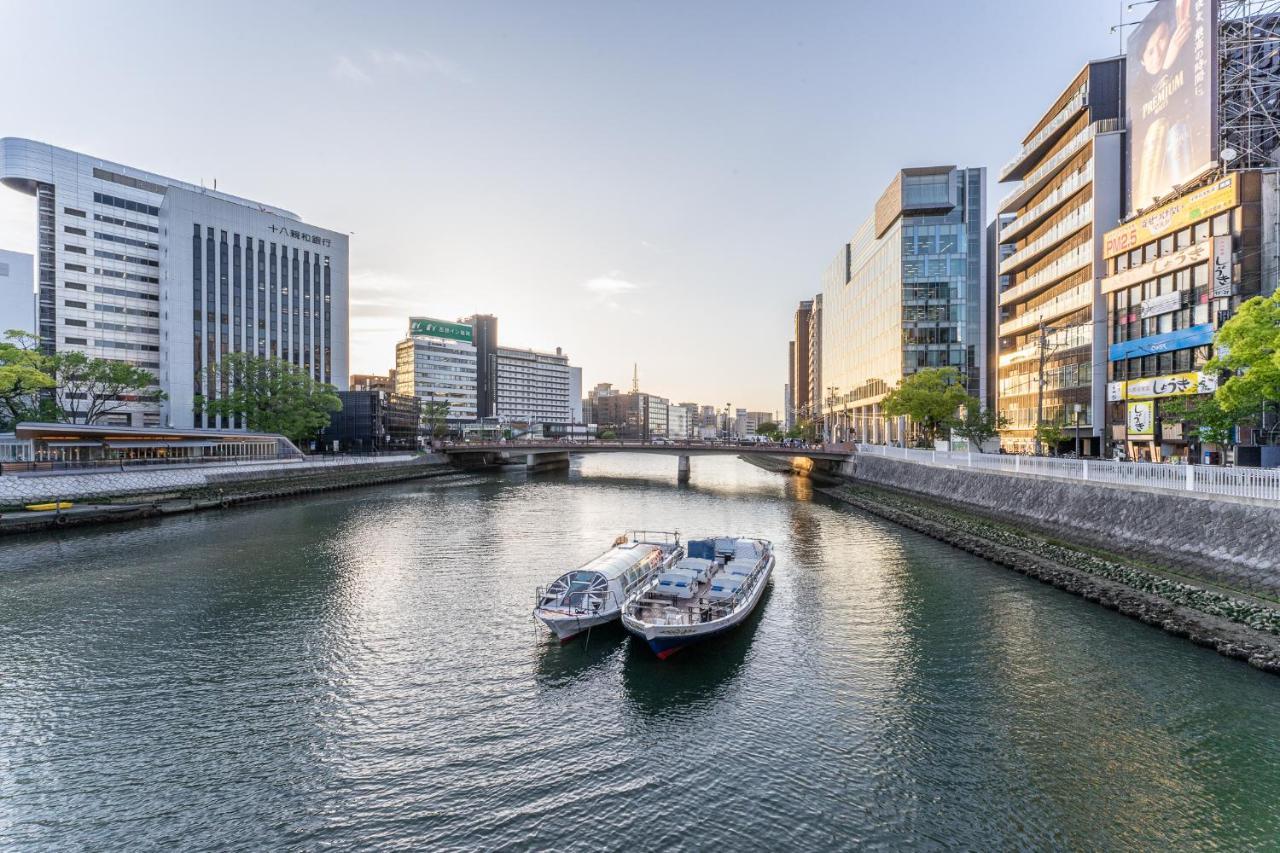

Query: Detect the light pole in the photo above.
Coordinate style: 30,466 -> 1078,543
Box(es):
1073,403 -> 1082,458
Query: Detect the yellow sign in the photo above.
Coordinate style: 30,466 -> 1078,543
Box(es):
1103,176 -> 1239,259
1122,371 -> 1219,400
1127,401 -> 1155,436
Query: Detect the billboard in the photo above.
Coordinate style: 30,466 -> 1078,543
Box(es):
409,317 -> 473,343
1103,174 -> 1237,258
1126,0 -> 1218,216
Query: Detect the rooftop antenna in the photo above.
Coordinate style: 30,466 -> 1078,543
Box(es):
631,363 -> 639,395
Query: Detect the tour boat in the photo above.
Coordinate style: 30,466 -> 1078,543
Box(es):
534,531 -> 683,642
621,536 -> 774,659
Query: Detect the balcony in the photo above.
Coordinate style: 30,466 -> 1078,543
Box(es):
999,281 -> 1093,337
998,88 -> 1089,182
998,165 -> 1092,245
999,243 -> 1092,307
998,124 -> 1095,215
999,201 -> 1093,277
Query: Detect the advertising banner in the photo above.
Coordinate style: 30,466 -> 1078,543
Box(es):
1124,370 -> 1219,399
409,317 -> 474,343
1108,323 -> 1215,361
1212,234 -> 1234,296
1101,239 -> 1211,294
1126,0 -> 1218,217
1139,290 -> 1184,319
1104,176 -> 1238,258
1127,401 -> 1155,436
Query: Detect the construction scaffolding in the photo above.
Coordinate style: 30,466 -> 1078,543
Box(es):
1219,0 -> 1280,169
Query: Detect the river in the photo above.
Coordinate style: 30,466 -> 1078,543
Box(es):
1,454 -> 1278,850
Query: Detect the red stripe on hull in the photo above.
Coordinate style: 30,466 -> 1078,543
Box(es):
655,645 -> 683,660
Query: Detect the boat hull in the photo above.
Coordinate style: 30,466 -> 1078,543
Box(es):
534,609 -> 619,642
624,555 -> 774,658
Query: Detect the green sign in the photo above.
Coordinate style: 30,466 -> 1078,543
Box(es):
409,317 -> 473,343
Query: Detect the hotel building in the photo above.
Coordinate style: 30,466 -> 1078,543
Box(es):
493,345 -> 576,424
395,317 -> 479,424
0,138 -> 349,429
993,59 -> 1125,454
821,166 -> 987,444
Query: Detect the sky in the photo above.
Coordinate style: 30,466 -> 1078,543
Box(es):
0,0 -> 1134,413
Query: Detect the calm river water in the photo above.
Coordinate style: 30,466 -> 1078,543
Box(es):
1,454 -> 1279,850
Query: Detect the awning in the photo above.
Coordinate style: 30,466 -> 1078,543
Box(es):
103,440 -> 217,449
44,440 -> 104,448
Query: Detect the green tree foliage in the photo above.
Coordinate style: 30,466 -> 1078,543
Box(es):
49,350 -> 165,424
1034,420 -> 1066,453
421,400 -> 450,438
786,419 -> 816,442
755,421 -> 782,441
881,367 -> 970,444
952,397 -> 1009,452
1161,394 -> 1252,452
1206,291 -> 1280,413
196,353 -> 341,444
598,429 -> 617,440
0,331 -> 55,428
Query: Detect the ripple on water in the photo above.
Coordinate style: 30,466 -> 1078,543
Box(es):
1,455 -> 1279,851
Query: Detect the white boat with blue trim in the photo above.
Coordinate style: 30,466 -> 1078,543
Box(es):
621,536 -> 774,659
533,531 -> 683,642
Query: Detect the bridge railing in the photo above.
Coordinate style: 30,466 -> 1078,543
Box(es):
855,443 -> 1280,503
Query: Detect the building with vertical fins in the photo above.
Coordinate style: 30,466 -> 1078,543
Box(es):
0,138 -> 349,429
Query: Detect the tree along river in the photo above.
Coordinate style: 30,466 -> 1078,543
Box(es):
1,454 -> 1278,850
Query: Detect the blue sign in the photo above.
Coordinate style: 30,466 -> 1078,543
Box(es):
1109,324 -> 1214,362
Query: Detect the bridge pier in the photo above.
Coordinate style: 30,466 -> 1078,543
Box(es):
526,451 -> 570,473
677,455 -> 690,483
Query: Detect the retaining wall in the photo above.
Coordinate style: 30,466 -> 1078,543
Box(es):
849,454 -> 1280,597
0,454 -> 447,505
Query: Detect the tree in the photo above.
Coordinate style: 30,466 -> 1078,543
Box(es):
197,353 -> 341,444
0,331 -> 56,428
786,419 -> 816,442
422,400 -> 450,438
1160,394 -> 1253,457
952,397 -> 1008,452
49,350 -> 165,424
881,367 -> 970,445
598,429 -> 617,440
1034,420 -> 1066,453
756,421 -> 782,441
1206,291 -> 1280,415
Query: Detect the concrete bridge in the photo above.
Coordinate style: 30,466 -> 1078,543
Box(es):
440,440 -> 855,482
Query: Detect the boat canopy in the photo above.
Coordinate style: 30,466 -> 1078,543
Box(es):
575,542 -> 661,581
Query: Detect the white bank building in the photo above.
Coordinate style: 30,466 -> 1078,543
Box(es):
0,138 -> 348,429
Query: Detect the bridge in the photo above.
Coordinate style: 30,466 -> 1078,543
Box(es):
440,440 -> 855,482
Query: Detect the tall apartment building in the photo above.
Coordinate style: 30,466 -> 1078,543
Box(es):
395,317 -> 479,424
808,294 -> 823,415
494,345 -> 574,424
822,166 -> 987,444
784,341 -> 795,428
993,59 -> 1125,454
791,300 -> 813,421
0,249 -> 34,336
0,138 -> 349,429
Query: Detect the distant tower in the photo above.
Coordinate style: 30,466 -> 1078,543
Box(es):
631,363 -> 639,395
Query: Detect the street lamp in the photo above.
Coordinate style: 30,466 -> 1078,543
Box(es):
1073,403 -> 1083,458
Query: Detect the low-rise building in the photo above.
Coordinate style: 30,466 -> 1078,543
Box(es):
327,390 -> 421,452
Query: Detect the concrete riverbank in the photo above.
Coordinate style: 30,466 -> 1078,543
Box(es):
820,475 -> 1280,675
0,454 -> 457,535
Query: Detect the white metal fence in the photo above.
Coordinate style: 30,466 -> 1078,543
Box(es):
856,443 -> 1280,503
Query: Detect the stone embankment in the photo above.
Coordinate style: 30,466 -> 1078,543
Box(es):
0,454 -> 457,535
825,474 -> 1280,675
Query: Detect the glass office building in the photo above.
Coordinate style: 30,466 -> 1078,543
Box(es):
822,166 -> 987,444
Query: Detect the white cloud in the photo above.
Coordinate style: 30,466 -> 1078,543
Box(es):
331,55 -> 372,84
581,273 -> 643,310
332,48 -> 468,86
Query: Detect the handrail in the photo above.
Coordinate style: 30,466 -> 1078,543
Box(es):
998,124 -> 1095,214
999,165 -> 1093,244
998,243 -> 1093,308
999,281 -> 1094,337
999,88 -> 1089,181
999,200 -> 1093,276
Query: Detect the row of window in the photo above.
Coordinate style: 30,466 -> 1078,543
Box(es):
95,231 -> 158,251
93,192 -> 159,218
94,212 -> 158,234
1110,346 -> 1209,381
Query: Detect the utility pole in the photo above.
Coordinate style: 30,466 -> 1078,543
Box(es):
1033,320 -> 1063,456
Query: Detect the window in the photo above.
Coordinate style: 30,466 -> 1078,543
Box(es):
64,337 -> 88,345
64,318 -> 87,327
64,226 -> 86,236
64,299 -> 87,309
64,207 -> 86,217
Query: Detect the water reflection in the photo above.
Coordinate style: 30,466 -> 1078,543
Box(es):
619,585 -> 772,718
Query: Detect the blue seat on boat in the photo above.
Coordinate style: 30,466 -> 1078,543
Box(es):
707,575 -> 744,600
675,558 -> 713,582
722,563 -> 753,578
656,572 -> 697,598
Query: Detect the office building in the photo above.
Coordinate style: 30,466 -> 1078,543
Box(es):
792,300 -> 813,421
667,403 -> 690,440
395,317 -> 479,424
327,390 -> 421,452
0,249 -> 34,335
0,138 -> 349,429
350,374 -> 393,392
494,345 -> 574,424
466,314 -> 499,418
993,59 -> 1125,454
808,294 -> 823,415
784,341 -> 796,428
822,166 -> 987,444
594,391 -> 670,439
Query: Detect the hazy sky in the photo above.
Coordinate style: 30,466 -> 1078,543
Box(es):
0,0 -> 1133,412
